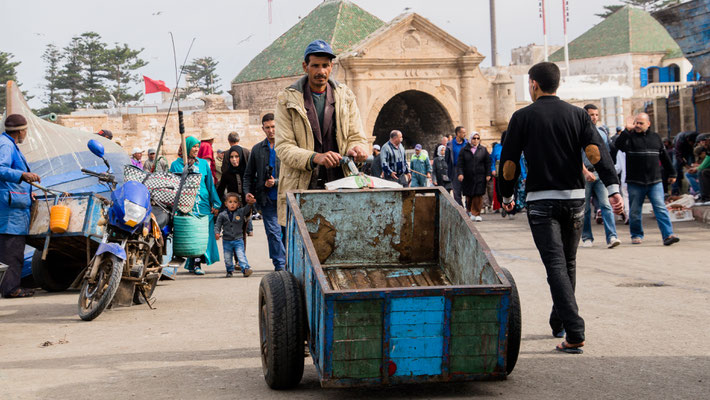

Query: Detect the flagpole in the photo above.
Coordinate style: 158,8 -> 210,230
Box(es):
562,0 -> 570,77
541,0 -> 548,61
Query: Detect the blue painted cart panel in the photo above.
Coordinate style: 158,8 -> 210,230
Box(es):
285,188 -> 515,388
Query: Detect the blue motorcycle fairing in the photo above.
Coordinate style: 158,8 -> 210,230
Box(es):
109,180 -> 151,233
96,242 -> 127,260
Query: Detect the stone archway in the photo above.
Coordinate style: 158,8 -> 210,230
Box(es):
372,90 -> 454,155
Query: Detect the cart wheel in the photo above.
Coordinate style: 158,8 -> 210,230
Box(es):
501,267 -> 521,375
259,271 -> 305,389
31,251 -> 79,292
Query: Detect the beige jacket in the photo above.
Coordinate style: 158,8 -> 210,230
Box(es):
275,76 -> 368,225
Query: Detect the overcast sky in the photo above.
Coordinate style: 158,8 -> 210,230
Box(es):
3,0 -> 624,108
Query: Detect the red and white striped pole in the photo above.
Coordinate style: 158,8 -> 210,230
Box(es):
562,0 -> 570,76
540,0 -> 548,61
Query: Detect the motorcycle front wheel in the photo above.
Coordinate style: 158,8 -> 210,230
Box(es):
78,253 -> 123,321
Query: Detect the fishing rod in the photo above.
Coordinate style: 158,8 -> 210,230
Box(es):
150,33 -> 196,171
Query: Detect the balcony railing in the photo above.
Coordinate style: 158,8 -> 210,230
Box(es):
637,82 -> 700,98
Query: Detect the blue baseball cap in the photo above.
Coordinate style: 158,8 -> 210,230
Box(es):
415,144 -> 422,150
304,39 -> 336,61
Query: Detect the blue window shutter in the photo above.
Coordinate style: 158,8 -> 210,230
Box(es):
669,66 -> 676,82
659,67 -> 670,82
640,68 -> 648,87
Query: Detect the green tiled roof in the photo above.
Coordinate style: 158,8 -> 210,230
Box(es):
549,6 -> 681,62
233,0 -> 384,84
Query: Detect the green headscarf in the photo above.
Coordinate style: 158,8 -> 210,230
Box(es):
185,136 -> 200,155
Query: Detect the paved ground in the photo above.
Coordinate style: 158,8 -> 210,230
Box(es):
1,212 -> 708,399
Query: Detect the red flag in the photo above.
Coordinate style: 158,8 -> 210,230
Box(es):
143,76 -> 170,94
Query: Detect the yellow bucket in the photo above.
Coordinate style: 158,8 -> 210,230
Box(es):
50,204 -> 71,233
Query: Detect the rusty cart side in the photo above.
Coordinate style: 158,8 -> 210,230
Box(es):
25,193 -> 106,292
258,187 -> 521,389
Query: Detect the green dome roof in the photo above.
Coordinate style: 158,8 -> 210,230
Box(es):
233,1 -> 384,84
549,6 -> 680,62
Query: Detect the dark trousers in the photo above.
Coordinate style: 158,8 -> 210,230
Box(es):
451,177 -> 463,206
526,199 -> 586,343
0,234 -> 26,297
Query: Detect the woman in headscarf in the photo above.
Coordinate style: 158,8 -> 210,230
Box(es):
432,145 -> 451,191
456,132 -> 491,222
216,147 -> 244,204
170,136 -> 222,275
198,140 -> 218,184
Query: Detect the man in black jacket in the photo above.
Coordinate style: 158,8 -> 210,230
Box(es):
500,62 -> 623,354
244,113 -> 286,271
615,113 -> 679,246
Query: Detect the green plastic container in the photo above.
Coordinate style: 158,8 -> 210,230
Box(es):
173,214 -> 209,257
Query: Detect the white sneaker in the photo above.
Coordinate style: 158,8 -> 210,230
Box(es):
469,214 -> 476,221
582,240 -> 593,248
475,215 -> 483,222
608,237 -> 621,248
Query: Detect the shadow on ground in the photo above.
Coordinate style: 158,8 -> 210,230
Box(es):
4,349 -> 706,400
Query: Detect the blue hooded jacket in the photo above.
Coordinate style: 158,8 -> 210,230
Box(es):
0,132 -> 33,235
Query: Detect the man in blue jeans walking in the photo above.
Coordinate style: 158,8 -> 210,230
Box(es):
615,113 -> 679,246
580,104 -> 621,249
244,113 -> 286,271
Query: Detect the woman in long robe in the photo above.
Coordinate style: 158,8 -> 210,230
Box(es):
170,136 -> 222,274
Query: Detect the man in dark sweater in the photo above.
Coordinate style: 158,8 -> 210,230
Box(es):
499,62 -> 623,354
615,113 -> 679,246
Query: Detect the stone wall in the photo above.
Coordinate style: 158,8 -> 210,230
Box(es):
230,76 -> 297,124
57,110 -> 265,160
511,44 -> 563,66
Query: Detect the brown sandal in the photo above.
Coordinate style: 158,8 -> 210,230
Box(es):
556,341 -> 584,354
5,288 -> 35,298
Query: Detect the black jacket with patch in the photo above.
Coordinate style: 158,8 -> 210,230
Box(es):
499,96 -> 619,202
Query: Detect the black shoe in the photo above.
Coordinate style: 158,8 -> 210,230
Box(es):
226,271 -> 233,278
663,236 -> 680,246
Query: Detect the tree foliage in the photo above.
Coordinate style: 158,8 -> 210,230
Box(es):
597,0 -> 681,18
40,44 -> 70,115
0,52 -> 30,113
104,44 -> 148,105
43,32 -> 147,112
183,57 -> 222,96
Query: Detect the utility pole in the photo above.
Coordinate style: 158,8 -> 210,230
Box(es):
489,0 -> 498,66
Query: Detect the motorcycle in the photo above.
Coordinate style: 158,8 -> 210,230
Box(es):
77,139 -> 165,321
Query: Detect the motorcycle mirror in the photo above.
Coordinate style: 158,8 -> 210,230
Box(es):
88,139 -> 105,158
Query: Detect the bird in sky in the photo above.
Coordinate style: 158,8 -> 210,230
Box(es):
237,34 -> 254,45
152,11 -> 163,16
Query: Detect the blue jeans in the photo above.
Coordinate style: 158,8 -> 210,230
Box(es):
627,182 -> 674,240
223,238 -> 249,272
261,198 -> 286,271
685,172 -> 700,194
411,174 -> 427,187
582,175 -> 618,244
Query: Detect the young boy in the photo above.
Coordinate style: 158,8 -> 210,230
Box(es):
215,192 -> 255,277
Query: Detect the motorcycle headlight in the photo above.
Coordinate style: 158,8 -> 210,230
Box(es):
123,200 -> 147,227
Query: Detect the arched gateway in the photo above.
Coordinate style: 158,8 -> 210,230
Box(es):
373,90 -> 454,154
230,2 -> 516,145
